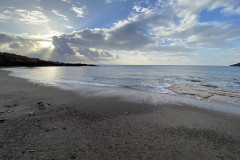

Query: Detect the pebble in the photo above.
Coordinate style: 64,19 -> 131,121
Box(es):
28,111 -> 35,115
70,153 -> 77,159
37,102 -> 45,109
0,118 -> 6,123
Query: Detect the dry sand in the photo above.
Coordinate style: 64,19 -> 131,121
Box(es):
0,69 -> 240,160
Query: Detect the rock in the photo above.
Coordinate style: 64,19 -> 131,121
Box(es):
30,149 -> 35,152
0,118 -> 6,123
37,102 -> 45,109
70,153 -> 77,159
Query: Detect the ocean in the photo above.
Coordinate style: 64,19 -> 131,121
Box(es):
3,65 -> 240,114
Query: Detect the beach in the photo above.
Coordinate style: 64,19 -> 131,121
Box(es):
1,69 -> 240,160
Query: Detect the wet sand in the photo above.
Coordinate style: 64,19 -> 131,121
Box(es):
0,70 -> 240,160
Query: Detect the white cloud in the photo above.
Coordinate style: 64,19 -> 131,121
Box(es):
65,25 -> 74,29
221,4 -> 240,15
0,8 -> 49,25
46,0 -> 240,63
105,0 -> 113,4
52,10 -> 69,21
1,0 -> 240,65
61,0 -> 71,3
71,6 -> 87,18
0,13 -> 10,22
105,0 -> 126,4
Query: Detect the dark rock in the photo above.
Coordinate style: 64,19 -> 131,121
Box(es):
0,119 -> 6,123
70,153 -> 77,159
202,84 -> 218,88
37,102 -> 45,109
231,63 -> 240,66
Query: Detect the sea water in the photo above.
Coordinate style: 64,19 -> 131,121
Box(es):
3,65 -> 240,114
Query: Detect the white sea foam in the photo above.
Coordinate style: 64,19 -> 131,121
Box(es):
53,79 -> 117,87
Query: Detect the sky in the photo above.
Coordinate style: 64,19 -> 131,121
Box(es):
0,0 -> 240,65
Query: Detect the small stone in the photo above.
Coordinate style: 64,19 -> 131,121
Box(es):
30,149 -> 35,152
0,119 -> 6,123
37,102 -> 45,109
28,112 -> 35,115
70,153 -> 77,159
0,143 -> 3,148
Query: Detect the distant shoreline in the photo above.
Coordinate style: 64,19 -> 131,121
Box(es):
0,52 -> 96,67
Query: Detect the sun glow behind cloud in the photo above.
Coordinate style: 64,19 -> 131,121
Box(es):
40,41 -> 55,49
0,0 -> 240,65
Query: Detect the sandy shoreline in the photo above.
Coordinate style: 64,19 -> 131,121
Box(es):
0,69 -> 240,159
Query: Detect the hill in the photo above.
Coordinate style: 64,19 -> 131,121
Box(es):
0,52 -> 95,67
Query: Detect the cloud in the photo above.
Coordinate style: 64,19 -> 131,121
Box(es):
1,0 -> 240,65
52,10 -> 69,21
221,4 -> 240,15
65,25 -> 74,29
0,13 -> 11,22
0,33 -> 53,60
9,42 -> 21,49
61,0 -> 71,3
46,0 -> 240,64
105,0 -> 126,4
105,0 -> 113,4
71,5 -> 87,18
0,33 -> 15,44
0,8 -> 49,25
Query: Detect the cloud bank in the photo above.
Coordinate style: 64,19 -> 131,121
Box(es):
0,0 -> 240,65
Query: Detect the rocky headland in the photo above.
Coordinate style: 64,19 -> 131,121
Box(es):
0,52 -> 95,67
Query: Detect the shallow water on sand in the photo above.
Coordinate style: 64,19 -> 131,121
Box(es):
3,65 -> 240,107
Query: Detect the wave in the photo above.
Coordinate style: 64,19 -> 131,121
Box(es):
53,80 -> 117,87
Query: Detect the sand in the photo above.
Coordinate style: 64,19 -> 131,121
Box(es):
0,69 -> 240,160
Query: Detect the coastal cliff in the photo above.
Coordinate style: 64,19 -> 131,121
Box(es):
0,52 -> 95,67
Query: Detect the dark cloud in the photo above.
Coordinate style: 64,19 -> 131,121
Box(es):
0,33 -> 14,44
9,42 -> 21,49
52,35 -> 75,56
